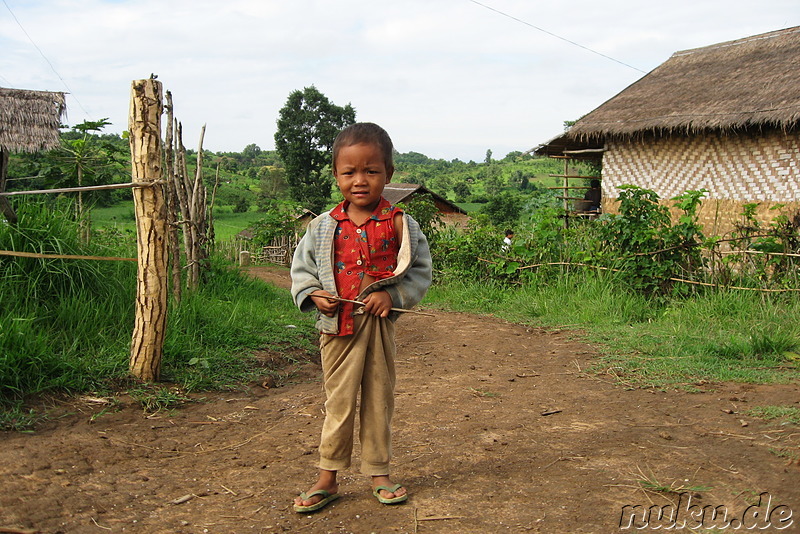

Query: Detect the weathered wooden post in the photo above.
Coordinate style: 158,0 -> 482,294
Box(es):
129,78 -> 168,381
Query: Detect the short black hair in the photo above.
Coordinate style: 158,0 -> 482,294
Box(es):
332,122 -> 394,172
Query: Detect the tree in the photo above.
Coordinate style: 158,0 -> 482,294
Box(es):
58,119 -> 126,209
481,190 -> 526,228
274,86 -> 356,213
241,143 -> 262,161
256,166 -> 288,209
453,181 -> 471,202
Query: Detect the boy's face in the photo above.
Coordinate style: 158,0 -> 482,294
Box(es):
333,142 -> 393,213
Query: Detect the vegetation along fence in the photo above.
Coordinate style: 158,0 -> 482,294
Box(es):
1,78 -> 214,383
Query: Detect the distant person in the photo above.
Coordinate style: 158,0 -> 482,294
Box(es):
290,122 -> 432,513
584,179 -> 602,212
502,229 -> 514,251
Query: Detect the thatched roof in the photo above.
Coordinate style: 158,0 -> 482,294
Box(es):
383,183 -> 466,214
566,26 -> 800,141
531,132 -> 604,161
0,87 -> 66,153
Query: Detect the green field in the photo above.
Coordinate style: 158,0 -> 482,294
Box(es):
91,202 -> 266,242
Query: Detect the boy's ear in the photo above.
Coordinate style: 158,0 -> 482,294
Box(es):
386,166 -> 394,182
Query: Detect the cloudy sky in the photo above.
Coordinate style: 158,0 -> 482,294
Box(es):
1,0 -> 797,162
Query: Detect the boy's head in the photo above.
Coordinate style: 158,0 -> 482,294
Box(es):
505,229 -> 514,238
332,122 -> 394,175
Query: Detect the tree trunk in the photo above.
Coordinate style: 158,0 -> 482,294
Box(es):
128,78 -> 168,382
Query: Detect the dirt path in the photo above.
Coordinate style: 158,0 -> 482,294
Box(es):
2,265 -> 798,533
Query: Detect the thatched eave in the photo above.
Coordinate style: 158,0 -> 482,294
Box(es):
530,132 -> 604,162
0,87 -> 67,153
564,26 -> 800,140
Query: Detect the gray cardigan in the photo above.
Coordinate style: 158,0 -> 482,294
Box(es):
290,210 -> 432,334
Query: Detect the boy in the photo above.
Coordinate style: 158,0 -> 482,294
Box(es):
290,122 -> 432,512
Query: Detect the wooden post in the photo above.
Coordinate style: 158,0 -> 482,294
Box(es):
129,78 -> 168,382
563,158 -> 570,229
0,149 -> 18,224
164,91 -> 183,304
188,124 -> 206,290
173,123 -> 194,290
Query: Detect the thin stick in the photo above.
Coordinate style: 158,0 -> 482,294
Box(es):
326,296 -> 435,316
90,518 -> 112,531
0,181 -> 162,197
0,250 -> 136,262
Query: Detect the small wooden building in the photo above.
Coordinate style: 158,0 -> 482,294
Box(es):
535,27 -> 800,236
383,182 -> 469,227
0,87 -> 67,222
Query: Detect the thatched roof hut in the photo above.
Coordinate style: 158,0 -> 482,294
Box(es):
0,87 -> 66,153
534,26 -> 800,235
383,182 -> 469,227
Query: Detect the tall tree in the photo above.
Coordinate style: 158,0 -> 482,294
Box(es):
274,86 -> 355,213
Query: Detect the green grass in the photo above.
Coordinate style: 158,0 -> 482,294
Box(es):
210,207 -> 267,241
92,201 -> 266,242
424,272 -> 800,389
91,202 -> 136,232
634,465 -> 712,495
1,199 -> 318,429
746,405 -> 800,425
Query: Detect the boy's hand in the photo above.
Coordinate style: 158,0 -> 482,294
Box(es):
309,290 -> 339,317
362,290 -> 393,318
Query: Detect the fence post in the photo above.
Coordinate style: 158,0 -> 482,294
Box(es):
129,78 -> 168,381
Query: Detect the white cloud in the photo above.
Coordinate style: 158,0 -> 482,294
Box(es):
1,0 -> 797,161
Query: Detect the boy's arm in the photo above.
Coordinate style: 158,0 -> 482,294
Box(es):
290,229 -> 325,313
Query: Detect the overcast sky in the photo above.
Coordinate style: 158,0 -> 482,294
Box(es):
1,1 -> 797,162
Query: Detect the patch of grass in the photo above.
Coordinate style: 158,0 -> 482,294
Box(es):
469,387 -> 499,398
424,276 -> 800,389
0,402 -> 46,432
129,385 -> 192,414
160,261 -> 317,392
91,202 -> 136,232
210,208 -> 267,242
746,405 -> 800,425
635,466 -> 712,495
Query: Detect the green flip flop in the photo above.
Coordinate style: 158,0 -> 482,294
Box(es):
372,484 -> 408,504
293,489 -> 340,513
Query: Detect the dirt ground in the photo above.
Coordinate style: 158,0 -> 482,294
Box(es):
2,265 -> 799,534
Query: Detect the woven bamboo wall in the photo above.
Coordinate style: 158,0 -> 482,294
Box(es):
599,130 -> 800,236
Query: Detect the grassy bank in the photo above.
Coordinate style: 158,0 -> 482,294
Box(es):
424,272 -> 800,389
0,200 -> 317,429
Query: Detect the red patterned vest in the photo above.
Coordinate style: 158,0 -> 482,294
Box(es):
329,198 -> 402,336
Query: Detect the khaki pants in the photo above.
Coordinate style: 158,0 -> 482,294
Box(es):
318,313 -> 396,476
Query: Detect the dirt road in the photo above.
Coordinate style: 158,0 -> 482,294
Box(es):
1,266 -> 798,533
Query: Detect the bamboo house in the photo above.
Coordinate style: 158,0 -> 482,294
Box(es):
535,26 -> 800,236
